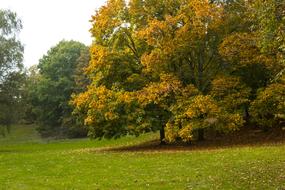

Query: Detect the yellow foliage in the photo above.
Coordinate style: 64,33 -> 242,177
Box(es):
165,122 -> 180,143
84,116 -> 93,126
176,0 -> 223,41
118,92 -> 135,104
90,0 -> 126,41
218,113 -> 244,133
165,94 -> 245,143
250,78 -> 285,128
219,33 -> 278,71
137,0 -> 224,75
71,0 -> 255,141
210,75 -> 251,112
87,45 -> 109,71
178,125 -> 193,142
140,50 -> 167,72
185,95 -> 220,118
104,111 -> 119,121
136,74 -> 182,107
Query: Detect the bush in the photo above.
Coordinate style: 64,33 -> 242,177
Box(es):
250,78 -> 285,128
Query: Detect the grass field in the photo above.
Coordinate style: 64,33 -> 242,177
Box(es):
0,125 -> 284,190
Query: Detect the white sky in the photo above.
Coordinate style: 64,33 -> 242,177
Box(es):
0,0 -> 106,67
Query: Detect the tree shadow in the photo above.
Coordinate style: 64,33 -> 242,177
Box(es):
104,127 -> 285,152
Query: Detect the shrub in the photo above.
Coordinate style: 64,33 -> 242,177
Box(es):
250,77 -> 285,128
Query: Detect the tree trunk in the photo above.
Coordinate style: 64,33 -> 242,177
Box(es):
243,105 -> 250,123
197,128 -> 204,141
160,126 -> 166,145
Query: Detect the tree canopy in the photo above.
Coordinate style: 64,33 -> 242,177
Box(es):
72,0 -> 277,142
29,40 -> 88,137
0,9 -> 24,135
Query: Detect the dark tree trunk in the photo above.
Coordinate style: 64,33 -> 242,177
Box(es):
160,126 -> 166,145
197,128 -> 204,141
243,105 -> 250,123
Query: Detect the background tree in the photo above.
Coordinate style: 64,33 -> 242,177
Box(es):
31,40 -> 88,137
250,0 -> 285,129
252,0 -> 285,81
74,47 -> 90,93
21,65 -> 41,124
0,9 -> 24,135
219,0 -> 285,128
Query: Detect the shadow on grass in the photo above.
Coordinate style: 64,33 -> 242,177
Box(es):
104,127 -> 285,152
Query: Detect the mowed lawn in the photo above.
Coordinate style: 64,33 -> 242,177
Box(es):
0,125 -> 284,190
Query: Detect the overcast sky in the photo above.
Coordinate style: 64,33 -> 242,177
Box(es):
1,0 -> 106,67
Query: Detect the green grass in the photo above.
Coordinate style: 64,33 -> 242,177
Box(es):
0,125 -> 284,189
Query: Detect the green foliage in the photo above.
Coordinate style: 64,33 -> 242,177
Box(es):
74,47 -> 90,93
251,0 -> 285,81
0,71 -> 26,123
252,0 -> 285,54
21,65 -> 40,123
31,40 -> 88,137
0,9 -> 24,134
0,9 -> 23,81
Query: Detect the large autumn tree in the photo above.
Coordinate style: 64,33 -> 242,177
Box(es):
72,0 -> 249,143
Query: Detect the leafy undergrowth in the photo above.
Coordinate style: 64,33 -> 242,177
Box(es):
0,125 -> 284,190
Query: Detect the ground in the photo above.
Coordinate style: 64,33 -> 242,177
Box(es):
0,124 -> 284,189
